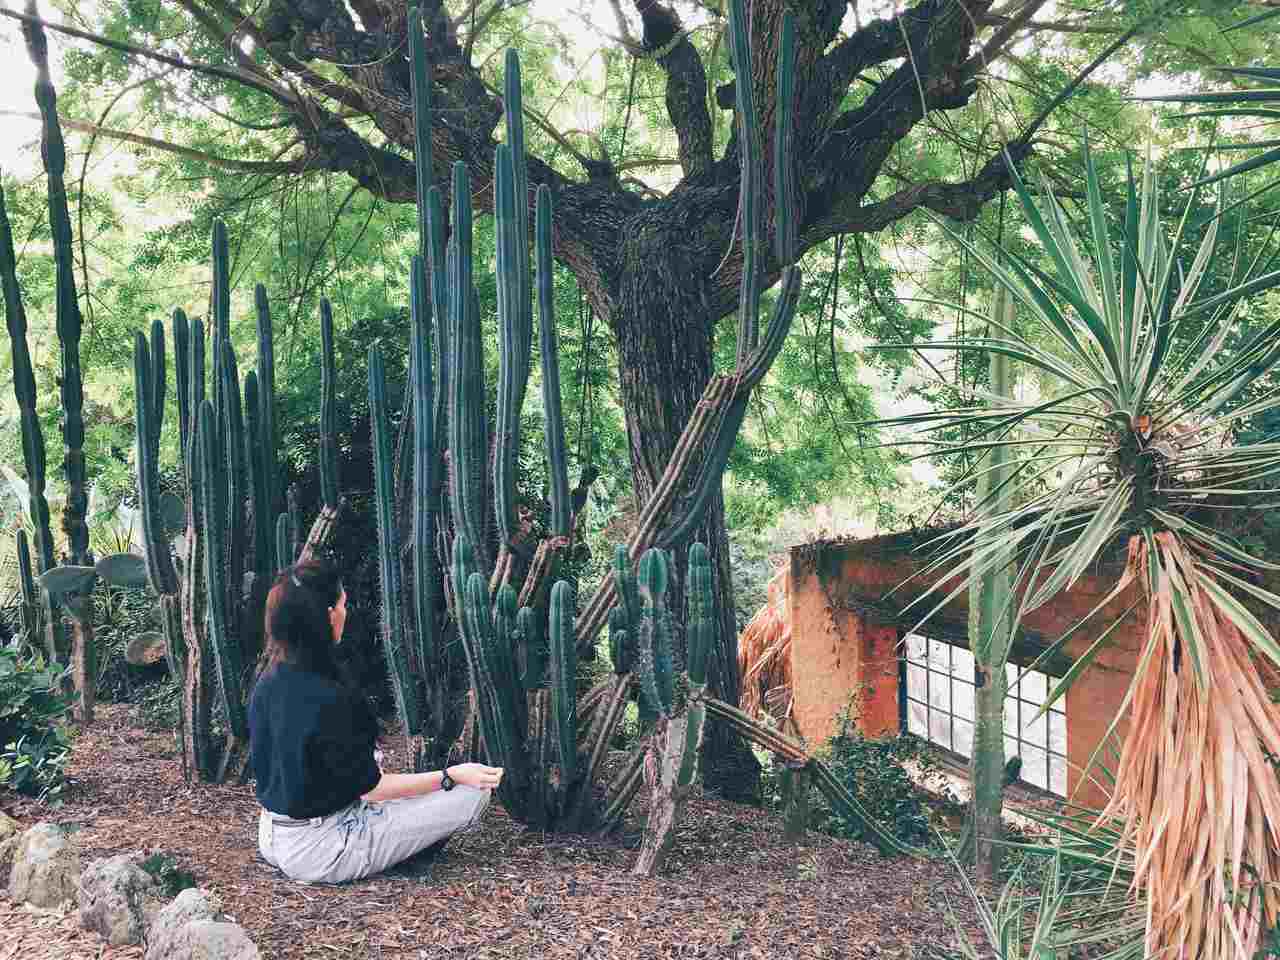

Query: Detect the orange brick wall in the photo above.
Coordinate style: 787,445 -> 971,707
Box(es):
787,536 -> 1146,810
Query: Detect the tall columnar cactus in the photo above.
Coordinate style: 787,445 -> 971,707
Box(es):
17,2 -> 95,717
14,531 -> 40,656
0,181 -> 55,582
366,13 -> 806,871
34,219 -> 345,782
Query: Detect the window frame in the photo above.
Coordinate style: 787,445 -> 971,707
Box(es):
899,629 -> 1069,797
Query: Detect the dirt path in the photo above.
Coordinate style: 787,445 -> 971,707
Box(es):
1,704 -> 979,959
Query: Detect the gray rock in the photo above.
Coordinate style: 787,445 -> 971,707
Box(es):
0,812 -> 20,877
7,821 -> 81,908
145,888 -> 224,960
153,920 -> 260,960
78,853 -> 163,946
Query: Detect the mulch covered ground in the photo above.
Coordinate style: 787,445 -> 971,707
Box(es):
2,704 -> 983,959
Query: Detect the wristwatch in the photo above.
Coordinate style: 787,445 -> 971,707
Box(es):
440,768 -> 456,791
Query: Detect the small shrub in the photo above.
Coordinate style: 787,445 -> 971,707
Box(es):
140,852 -> 196,898
0,642 -> 74,802
93,584 -> 167,703
132,676 -> 181,732
807,705 -> 957,849
1,730 -> 71,803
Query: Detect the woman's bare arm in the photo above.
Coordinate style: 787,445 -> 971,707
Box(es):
361,762 -> 504,802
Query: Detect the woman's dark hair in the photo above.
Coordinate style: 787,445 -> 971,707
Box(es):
262,559 -> 344,679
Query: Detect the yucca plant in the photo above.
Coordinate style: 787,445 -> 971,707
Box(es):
942,797 -> 1149,960
1142,13 -> 1280,287
874,138 -> 1280,959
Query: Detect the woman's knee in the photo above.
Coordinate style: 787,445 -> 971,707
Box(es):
460,785 -> 491,829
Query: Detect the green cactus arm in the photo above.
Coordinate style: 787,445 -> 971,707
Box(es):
701,697 -> 931,858
636,549 -> 673,716
409,4 -> 433,278
197,399 -> 247,740
536,186 -> 572,538
493,143 -> 527,555
492,583 -> 526,735
254,283 -> 278,522
212,221 -> 231,344
675,699 -> 706,789
613,545 -> 640,627
187,318 -> 206,472
727,0 -> 760,365
409,259 -> 443,675
461,571 -> 524,789
446,161 -> 490,569
684,542 -> 713,689
317,298 -> 339,510
160,593 -> 186,686
172,309 -> 191,482
24,8 -> 88,565
773,10 -> 797,267
504,48 -> 533,362
134,331 -> 179,595
15,530 -> 39,649
607,606 -> 630,675
369,345 -> 423,738
518,605 -> 546,690
0,179 -> 54,573
656,267 -> 800,549
210,221 -> 229,414
425,186 -> 450,486
147,318 -> 167,461
244,371 -> 273,584
16,530 -> 35,604
219,340 -> 247,617
548,579 -> 578,789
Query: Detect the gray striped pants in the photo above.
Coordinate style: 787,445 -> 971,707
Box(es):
258,786 -> 491,883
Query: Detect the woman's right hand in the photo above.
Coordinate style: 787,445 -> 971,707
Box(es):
447,762 -> 503,790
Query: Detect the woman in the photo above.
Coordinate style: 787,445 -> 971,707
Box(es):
249,559 -> 503,883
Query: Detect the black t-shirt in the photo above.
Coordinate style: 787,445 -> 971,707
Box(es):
248,662 -> 382,819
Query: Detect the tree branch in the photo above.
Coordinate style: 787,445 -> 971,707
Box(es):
634,0 -> 713,179
0,110 -> 309,174
977,13 -> 1122,35
964,0 -> 1052,74
804,0 -> 991,235
807,141 -> 1032,242
0,7 -> 297,109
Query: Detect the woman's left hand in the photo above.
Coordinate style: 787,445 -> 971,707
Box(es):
447,763 -> 504,790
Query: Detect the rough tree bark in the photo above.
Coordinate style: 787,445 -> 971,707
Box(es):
29,0 -> 1046,793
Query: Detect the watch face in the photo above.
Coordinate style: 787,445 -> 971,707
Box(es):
442,772 -> 455,791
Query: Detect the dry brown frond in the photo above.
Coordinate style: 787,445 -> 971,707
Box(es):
738,568 -> 792,720
1101,533 -> 1280,959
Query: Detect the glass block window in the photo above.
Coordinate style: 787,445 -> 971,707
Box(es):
903,633 -> 1067,797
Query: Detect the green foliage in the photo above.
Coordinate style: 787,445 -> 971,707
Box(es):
139,852 -> 196,899
91,583 -> 166,703
131,676 -> 181,733
803,706 -> 956,850
0,642 -> 73,802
